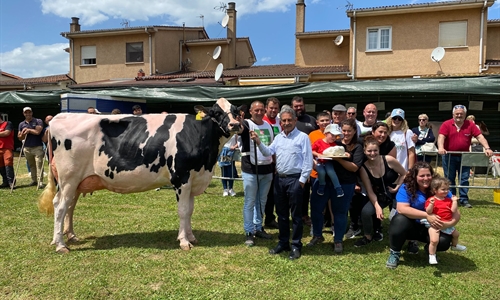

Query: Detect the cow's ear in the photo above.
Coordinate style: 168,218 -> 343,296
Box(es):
194,105 -> 208,114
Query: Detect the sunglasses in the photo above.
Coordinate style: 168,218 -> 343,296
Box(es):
418,119 -> 427,121
347,112 -> 356,115
392,117 -> 403,121
453,105 -> 466,110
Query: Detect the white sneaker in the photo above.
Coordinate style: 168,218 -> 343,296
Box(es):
429,254 -> 438,265
222,189 -> 229,197
228,189 -> 236,197
451,244 -> 467,251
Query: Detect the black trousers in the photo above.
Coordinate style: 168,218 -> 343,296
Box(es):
274,174 -> 304,250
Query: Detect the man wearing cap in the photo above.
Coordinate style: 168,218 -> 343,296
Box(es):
438,104 -> 494,208
132,105 -> 143,115
18,107 -> 44,187
0,113 -> 15,188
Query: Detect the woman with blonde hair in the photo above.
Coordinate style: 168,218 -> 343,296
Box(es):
385,108 -> 415,171
411,114 -> 435,163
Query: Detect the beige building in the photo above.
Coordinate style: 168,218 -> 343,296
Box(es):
294,0 -> 499,80
62,2 -> 256,84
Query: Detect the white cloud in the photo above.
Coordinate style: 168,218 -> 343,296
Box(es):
40,0 -> 297,27
0,42 -> 69,78
260,57 -> 271,62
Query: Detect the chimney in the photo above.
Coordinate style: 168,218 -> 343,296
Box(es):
227,2 -> 237,68
70,17 -> 80,32
296,0 -> 305,34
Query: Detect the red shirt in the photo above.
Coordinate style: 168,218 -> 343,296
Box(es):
439,119 -> 481,152
425,196 -> 453,222
0,121 -> 14,150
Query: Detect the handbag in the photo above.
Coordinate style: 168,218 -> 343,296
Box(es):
420,142 -> 438,155
375,179 -> 393,208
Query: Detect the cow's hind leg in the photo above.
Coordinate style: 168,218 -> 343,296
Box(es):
52,188 -> 77,253
63,192 -> 81,243
177,191 -> 196,250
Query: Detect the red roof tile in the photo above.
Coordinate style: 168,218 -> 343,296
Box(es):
1,71 -> 22,80
0,74 -> 75,86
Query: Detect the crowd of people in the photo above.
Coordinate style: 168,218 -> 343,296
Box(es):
0,100 -> 495,269
218,98 -> 494,267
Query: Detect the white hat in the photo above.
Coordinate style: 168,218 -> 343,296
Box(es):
324,124 -> 343,137
23,107 -> 32,112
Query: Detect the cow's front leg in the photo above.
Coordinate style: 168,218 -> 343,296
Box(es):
177,191 -> 196,250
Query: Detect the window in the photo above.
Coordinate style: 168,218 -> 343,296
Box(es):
126,42 -> 143,63
439,21 -> 467,47
81,46 -> 96,65
366,27 -> 392,51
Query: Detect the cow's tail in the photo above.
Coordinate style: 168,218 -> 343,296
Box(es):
38,133 -> 55,215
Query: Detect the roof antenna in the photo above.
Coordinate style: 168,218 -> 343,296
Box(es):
120,19 -> 130,28
198,14 -> 204,28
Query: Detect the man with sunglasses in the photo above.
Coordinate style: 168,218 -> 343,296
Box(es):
346,107 -> 357,120
438,105 -> 494,208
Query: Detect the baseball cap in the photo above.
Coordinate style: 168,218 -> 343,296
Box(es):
332,104 -> 347,112
324,124 -> 343,137
23,107 -> 32,112
390,108 -> 405,119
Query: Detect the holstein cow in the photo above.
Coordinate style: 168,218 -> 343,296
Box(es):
38,98 -> 242,253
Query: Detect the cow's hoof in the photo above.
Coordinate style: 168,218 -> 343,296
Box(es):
180,243 -> 193,251
56,246 -> 70,254
189,238 -> 198,245
67,235 -> 80,243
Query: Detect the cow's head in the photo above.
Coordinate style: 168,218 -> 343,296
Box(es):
194,98 -> 244,137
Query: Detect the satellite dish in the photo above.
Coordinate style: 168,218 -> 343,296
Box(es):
221,14 -> 229,28
334,35 -> 344,46
431,47 -> 445,62
215,63 -> 224,81
213,46 -> 222,59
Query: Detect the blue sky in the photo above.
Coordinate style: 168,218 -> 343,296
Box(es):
1,0 -> 499,78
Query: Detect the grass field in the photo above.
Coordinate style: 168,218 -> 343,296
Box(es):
1,159 -> 500,299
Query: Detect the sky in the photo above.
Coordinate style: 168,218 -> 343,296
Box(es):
0,0 -> 499,79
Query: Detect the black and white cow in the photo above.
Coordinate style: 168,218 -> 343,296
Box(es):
38,98 -> 242,253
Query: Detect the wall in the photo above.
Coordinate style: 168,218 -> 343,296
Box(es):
296,36 -> 350,67
353,8 -> 484,78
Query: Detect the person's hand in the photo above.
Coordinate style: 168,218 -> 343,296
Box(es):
299,182 -> 305,189
485,149 -> 494,157
426,214 -> 443,229
354,184 -> 361,193
388,186 -> 398,193
451,195 -> 459,202
438,148 -> 447,155
21,128 -> 30,135
249,131 -> 261,145
411,134 -> 418,143
375,203 -> 384,220
429,197 -> 435,205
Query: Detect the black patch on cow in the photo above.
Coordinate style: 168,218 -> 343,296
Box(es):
98,116 -> 173,178
64,139 -> 72,151
51,137 -> 58,152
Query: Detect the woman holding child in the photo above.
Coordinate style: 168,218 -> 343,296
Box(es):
386,162 -> 461,269
309,119 -> 364,253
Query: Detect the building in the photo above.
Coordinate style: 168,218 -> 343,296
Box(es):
61,2 -> 256,84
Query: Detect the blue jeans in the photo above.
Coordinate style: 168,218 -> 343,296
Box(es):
441,154 -> 470,203
242,172 -> 273,234
274,174 -> 304,250
310,180 -> 355,243
221,164 -> 235,190
316,162 -> 341,188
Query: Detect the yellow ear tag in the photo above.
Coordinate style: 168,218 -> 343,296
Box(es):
196,111 -> 203,120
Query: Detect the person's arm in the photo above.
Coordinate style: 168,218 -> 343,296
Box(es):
425,198 -> 435,215
437,133 -> 447,155
475,134 -> 494,157
387,145 -> 397,159
360,167 -> 383,219
450,197 -> 458,214
0,124 -> 11,137
385,156 -> 406,193
397,202 -> 444,228
408,147 -> 416,170
42,128 -> 49,143
423,127 -> 435,143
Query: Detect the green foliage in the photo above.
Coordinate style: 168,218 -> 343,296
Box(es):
1,164 -> 499,299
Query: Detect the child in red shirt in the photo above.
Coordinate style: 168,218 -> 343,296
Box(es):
423,177 -> 466,265
312,124 -> 344,197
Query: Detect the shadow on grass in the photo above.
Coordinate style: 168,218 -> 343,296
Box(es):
400,251 -> 477,274
73,230 -> 248,251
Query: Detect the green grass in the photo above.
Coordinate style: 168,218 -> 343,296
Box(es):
1,160 -> 500,299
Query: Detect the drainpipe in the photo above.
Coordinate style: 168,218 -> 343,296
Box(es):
347,11 -> 356,80
479,0 -> 489,73
64,33 -> 75,81
145,27 -> 153,75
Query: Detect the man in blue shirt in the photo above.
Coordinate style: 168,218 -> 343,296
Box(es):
251,105 -> 313,260
18,107 -> 44,188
